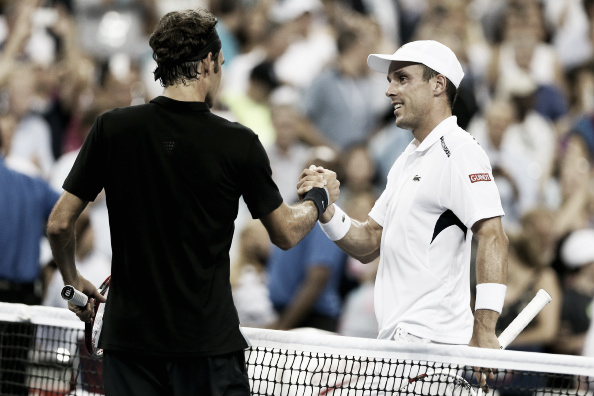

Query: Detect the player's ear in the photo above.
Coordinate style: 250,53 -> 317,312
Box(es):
434,74 -> 447,96
204,52 -> 213,75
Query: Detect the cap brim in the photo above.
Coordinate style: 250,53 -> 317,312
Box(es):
367,54 -> 421,74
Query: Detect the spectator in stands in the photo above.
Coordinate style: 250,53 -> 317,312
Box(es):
270,0 -> 337,90
549,129 -> 594,246
496,207 -> 562,352
338,257 -> 378,338
468,98 -> 536,231
5,64 -> 55,179
267,148 -> 347,332
0,106 -> 60,396
554,229 -> 594,356
303,26 -> 389,149
499,72 -> 557,203
368,109 -> 412,189
338,190 -> 379,338
546,124 -> 594,286
564,61 -> 594,164
488,1 -> 567,95
544,0 -> 593,71
0,99 -> 60,307
221,61 -> 280,148
33,3 -> 87,161
583,309 -> 594,361
230,220 -> 277,328
339,143 -> 379,203
208,0 -> 242,67
267,102 -> 316,204
411,1 -> 482,129
221,8 -> 286,97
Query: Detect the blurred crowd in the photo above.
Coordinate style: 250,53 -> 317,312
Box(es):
1,0 -> 594,361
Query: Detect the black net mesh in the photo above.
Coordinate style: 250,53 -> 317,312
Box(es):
0,306 -> 593,396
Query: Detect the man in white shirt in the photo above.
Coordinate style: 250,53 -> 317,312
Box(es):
310,40 -> 509,392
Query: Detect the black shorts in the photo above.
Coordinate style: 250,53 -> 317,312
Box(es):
103,349 -> 250,396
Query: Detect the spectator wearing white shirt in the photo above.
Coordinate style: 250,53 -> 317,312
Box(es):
6,65 -> 54,179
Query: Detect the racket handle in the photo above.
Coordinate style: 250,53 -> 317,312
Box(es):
61,285 -> 89,307
498,289 -> 552,349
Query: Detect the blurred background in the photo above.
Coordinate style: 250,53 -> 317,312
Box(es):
0,0 -> 593,359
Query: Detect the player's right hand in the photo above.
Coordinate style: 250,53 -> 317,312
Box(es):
297,165 -> 340,205
67,275 -> 106,323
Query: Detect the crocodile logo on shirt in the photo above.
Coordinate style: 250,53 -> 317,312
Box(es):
413,175 -> 421,182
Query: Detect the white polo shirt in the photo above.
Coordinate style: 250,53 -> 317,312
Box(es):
369,116 -> 504,345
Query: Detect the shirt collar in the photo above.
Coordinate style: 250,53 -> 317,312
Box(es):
150,96 -> 211,112
413,116 -> 458,152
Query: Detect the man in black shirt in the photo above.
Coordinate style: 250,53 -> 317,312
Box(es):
47,8 -> 338,396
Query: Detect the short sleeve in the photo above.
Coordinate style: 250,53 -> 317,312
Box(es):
240,136 -> 283,219
368,162 -> 400,227
62,116 -> 106,202
444,143 -> 504,228
368,188 -> 389,227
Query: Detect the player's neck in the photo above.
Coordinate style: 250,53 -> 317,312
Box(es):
413,108 -> 452,143
162,80 -> 207,103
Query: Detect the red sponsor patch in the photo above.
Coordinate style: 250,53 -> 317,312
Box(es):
469,173 -> 491,183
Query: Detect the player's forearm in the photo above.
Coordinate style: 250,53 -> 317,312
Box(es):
321,207 -> 381,263
335,220 -> 381,263
47,223 -> 79,285
285,201 -> 319,247
47,193 -> 88,285
471,217 -> 508,343
474,228 -> 508,285
265,201 -> 319,250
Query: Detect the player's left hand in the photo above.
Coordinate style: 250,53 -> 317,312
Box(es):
469,310 -> 500,393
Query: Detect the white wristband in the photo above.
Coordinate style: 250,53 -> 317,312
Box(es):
320,205 -> 351,241
475,283 -> 507,314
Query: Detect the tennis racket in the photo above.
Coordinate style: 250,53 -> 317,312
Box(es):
61,276 -> 111,358
319,289 -> 552,396
398,368 -> 478,396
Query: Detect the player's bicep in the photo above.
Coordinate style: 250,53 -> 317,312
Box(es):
471,216 -> 506,240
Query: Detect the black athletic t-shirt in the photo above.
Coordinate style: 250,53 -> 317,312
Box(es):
63,96 -> 283,357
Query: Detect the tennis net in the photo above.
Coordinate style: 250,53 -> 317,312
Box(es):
0,302 -> 592,395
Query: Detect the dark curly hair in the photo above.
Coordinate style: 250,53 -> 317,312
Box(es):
149,8 -> 221,87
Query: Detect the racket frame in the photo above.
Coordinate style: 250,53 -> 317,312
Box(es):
84,276 -> 111,358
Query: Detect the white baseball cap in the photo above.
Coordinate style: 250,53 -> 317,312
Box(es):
367,40 -> 465,88
561,229 -> 594,269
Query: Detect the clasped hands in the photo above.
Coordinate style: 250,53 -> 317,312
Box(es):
297,165 -> 340,219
